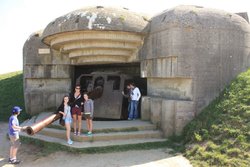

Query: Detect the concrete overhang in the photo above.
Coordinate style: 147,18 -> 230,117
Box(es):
43,30 -> 145,64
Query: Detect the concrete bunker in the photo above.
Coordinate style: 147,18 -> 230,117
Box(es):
23,5 -> 250,136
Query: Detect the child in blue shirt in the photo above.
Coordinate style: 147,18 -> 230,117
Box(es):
8,106 -> 26,164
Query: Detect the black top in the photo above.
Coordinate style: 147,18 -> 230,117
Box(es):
57,104 -> 64,112
69,93 -> 84,108
53,104 -> 64,115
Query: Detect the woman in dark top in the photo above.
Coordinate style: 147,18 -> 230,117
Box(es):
70,85 -> 84,135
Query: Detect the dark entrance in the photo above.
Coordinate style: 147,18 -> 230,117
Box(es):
73,63 -> 147,120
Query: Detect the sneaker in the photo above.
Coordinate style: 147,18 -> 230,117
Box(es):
8,158 -> 12,163
74,132 -> 77,135
128,118 -> 132,120
77,132 -> 81,136
87,131 -> 92,136
9,159 -> 21,164
67,139 -> 73,145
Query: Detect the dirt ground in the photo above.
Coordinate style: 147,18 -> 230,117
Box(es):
0,122 -> 192,167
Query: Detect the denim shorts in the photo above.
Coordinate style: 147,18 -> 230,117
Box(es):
64,117 -> 72,124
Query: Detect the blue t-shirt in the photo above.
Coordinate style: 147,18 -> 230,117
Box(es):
8,115 -> 19,136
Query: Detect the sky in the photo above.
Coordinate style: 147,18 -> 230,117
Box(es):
0,0 -> 249,74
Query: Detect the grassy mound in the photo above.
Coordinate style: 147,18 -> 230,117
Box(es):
183,69 -> 250,166
0,71 -> 30,122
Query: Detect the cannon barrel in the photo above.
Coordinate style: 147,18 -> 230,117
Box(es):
26,113 -> 61,135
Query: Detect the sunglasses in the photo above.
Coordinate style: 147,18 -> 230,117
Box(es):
75,87 -> 80,89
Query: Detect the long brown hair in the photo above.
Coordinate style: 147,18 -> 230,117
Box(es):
60,95 -> 70,106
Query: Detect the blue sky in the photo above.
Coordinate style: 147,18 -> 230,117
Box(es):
0,0 -> 249,74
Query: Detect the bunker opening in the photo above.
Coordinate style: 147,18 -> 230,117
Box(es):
73,63 -> 147,120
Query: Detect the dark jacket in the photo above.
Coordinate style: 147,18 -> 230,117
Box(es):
69,93 -> 84,109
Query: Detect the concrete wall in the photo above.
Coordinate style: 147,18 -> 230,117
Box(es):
141,96 -> 194,136
23,32 -> 72,115
140,5 -> 250,136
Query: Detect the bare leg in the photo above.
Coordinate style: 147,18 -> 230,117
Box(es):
86,119 -> 90,132
72,114 -> 77,133
77,114 -> 82,134
12,147 -> 18,159
9,146 -> 14,159
9,137 -> 19,160
65,123 -> 71,141
89,119 -> 93,132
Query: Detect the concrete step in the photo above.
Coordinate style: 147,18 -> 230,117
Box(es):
38,128 -> 163,142
51,120 -> 158,132
20,132 -> 166,148
20,114 -> 165,149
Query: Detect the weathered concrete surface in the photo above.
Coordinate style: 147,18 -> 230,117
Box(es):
42,6 -> 148,37
42,6 -> 148,65
140,5 -> 250,135
23,32 -> 72,115
141,97 -> 195,136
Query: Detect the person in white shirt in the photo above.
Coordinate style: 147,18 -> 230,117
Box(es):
128,83 -> 141,120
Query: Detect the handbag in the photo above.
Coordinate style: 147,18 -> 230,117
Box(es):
59,106 -> 69,126
59,116 -> 65,126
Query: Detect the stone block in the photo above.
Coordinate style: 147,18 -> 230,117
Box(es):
147,78 -> 193,100
25,78 -> 71,93
175,101 -> 195,135
141,96 -> 150,120
24,65 -> 71,79
25,92 -> 44,115
161,100 -> 175,137
43,93 -> 57,112
150,97 -> 162,126
24,65 -> 44,78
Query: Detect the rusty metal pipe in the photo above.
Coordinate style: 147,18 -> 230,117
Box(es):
26,113 -> 61,135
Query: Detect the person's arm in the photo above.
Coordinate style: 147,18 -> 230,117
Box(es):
136,88 -> 141,101
59,111 -> 65,116
90,100 -> 94,117
55,104 -> 64,114
11,120 -> 23,131
122,91 -> 129,98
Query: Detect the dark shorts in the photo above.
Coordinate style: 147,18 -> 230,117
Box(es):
84,113 -> 92,119
71,107 -> 82,116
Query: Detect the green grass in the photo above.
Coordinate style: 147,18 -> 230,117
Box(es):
0,71 -> 30,122
182,69 -> 250,167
